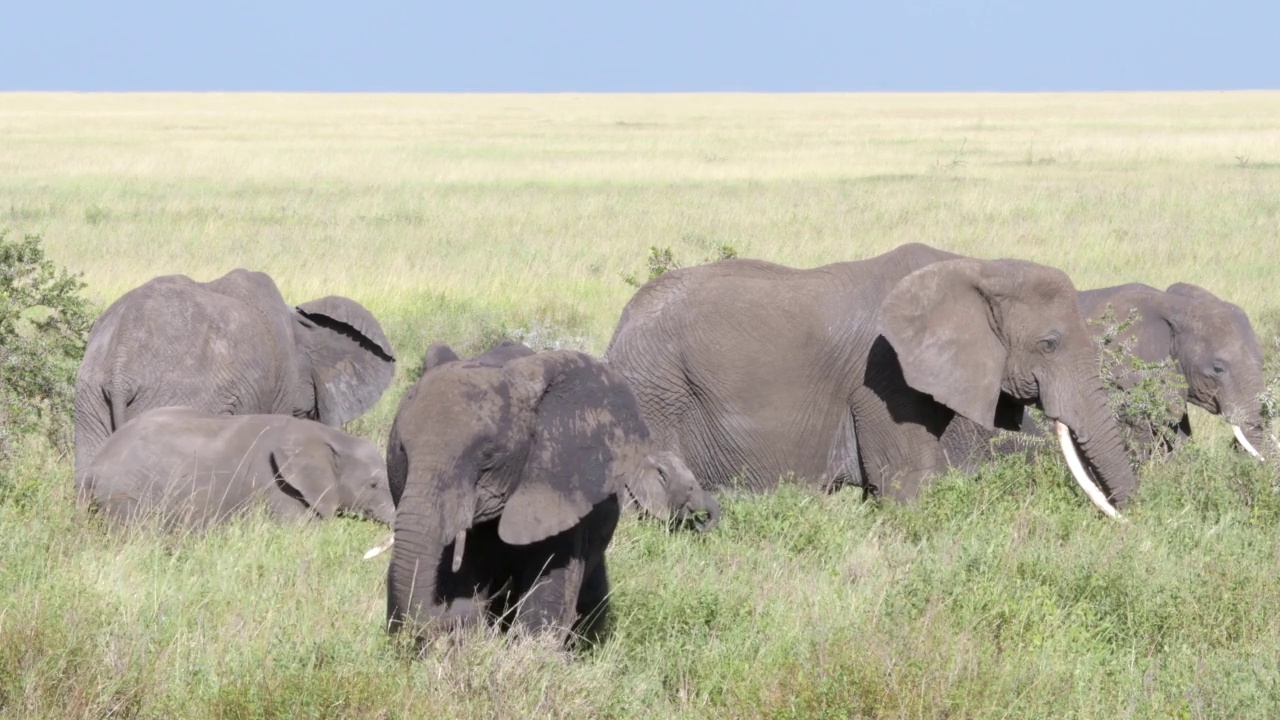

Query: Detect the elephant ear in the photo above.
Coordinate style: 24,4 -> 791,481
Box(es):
270,437 -> 347,519
622,453 -> 674,518
421,342 -> 461,374
295,296 -> 397,427
880,259 -> 1009,431
497,351 -> 629,545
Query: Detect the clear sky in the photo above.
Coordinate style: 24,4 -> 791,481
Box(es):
3,0 -> 1277,92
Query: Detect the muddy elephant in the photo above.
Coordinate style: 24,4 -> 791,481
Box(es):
384,348 -> 690,648
410,339 -> 720,530
80,406 -> 394,531
74,269 -> 396,486
604,242 -> 1137,518
1076,281 -> 1268,460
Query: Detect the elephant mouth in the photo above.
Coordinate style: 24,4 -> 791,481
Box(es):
621,485 -> 720,533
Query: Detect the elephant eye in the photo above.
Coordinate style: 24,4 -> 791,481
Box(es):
1038,336 -> 1060,354
477,442 -> 501,467
1211,360 -> 1228,377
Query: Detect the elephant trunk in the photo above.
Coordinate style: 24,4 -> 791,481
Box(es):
1221,379 -> 1269,461
385,465 -> 473,637
1043,369 -> 1138,517
386,503 -> 446,635
691,489 -> 721,532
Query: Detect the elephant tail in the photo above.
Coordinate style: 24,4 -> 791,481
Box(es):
107,376 -> 133,433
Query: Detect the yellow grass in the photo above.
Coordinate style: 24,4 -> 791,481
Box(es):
6,92 -> 1280,324
4,92 -> 1280,718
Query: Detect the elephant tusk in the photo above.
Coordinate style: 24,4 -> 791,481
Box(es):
1054,421 -> 1124,521
451,530 -> 467,573
1231,425 -> 1265,462
362,534 -> 394,560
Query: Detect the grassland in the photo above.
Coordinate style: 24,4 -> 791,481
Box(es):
3,92 -> 1280,718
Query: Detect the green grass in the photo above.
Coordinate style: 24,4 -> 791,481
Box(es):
3,92 -> 1280,717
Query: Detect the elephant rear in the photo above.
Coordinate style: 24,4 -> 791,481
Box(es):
73,274 -> 298,485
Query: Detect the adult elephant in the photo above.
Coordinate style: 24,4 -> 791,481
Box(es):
604,242 -> 1137,518
81,406 -> 394,530
1075,281 -> 1268,460
384,348 -> 685,648
73,269 -> 396,485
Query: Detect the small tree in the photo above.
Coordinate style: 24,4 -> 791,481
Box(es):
0,232 -> 97,460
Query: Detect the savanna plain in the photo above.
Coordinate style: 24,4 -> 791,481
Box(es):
4,92 -> 1280,718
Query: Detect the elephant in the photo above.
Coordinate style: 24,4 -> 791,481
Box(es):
604,242 -> 1138,518
412,339 -> 721,530
1074,281 -> 1268,460
383,347 -> 690,648
73,269 -> 396,488
79,406 -> 394,531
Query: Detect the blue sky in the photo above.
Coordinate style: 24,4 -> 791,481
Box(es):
3,0 -> 1277,91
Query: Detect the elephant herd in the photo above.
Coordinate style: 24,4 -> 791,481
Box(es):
70,242 -> 1269,651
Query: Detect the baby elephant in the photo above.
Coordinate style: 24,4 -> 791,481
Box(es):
80,406 -> 394,531
384,345 -> 703,649
419,340 -> 721,531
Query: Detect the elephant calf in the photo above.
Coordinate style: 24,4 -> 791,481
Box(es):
80,406 -> 395,531
384,345 -> 701,649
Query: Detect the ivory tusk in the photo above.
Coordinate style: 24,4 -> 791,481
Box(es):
1231,425 -> 1265,461
451,530 -> 467,572
1054,421 -> 1124,520
363,534 -> 394,560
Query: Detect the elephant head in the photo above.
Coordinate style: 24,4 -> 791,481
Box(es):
621,450 -> 720,532
881,257 -> 1137,518
315,423 -> 396,525
1080,282 -> 1268,459
292,296 -> 397,427
384,350 -> 633,634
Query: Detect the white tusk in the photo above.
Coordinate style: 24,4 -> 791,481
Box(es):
363,534 -> 394,560
1054,421 -> 1124,521
1231,425 -> 1265,461
451,530 -> 467,572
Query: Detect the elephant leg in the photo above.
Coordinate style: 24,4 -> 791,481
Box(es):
569,496 -> 619,648
509,528 -> 588,645
850,385 -> 950,503
570,556 -> 611,649
821,408 -> 862,493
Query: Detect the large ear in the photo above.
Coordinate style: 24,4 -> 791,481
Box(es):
271,438 -> 346,519
295,296 -> 396,427
880,259 -> 1008,430
422,342 -> 461,373
497,351 -> 631,545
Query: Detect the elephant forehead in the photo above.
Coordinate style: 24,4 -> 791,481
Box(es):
412,367 -> 509,424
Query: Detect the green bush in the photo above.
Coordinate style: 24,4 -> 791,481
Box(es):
621,244 -> 739,288
1089,306 -> 1189,462
0,232 -> 96,461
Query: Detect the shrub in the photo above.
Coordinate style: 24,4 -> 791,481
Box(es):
621,244 -> 738,288
0,232 -> 96,461
1088,306 -> 1188,462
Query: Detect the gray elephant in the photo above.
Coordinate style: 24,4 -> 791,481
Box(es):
414,339 -> 721,530
384,347 -> 690,648
1076,281 -> 1268,460
605,242 -> 1138,518
939,280 -> 1271,472
74,269 -> 396,487
80,406 -> 394,531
